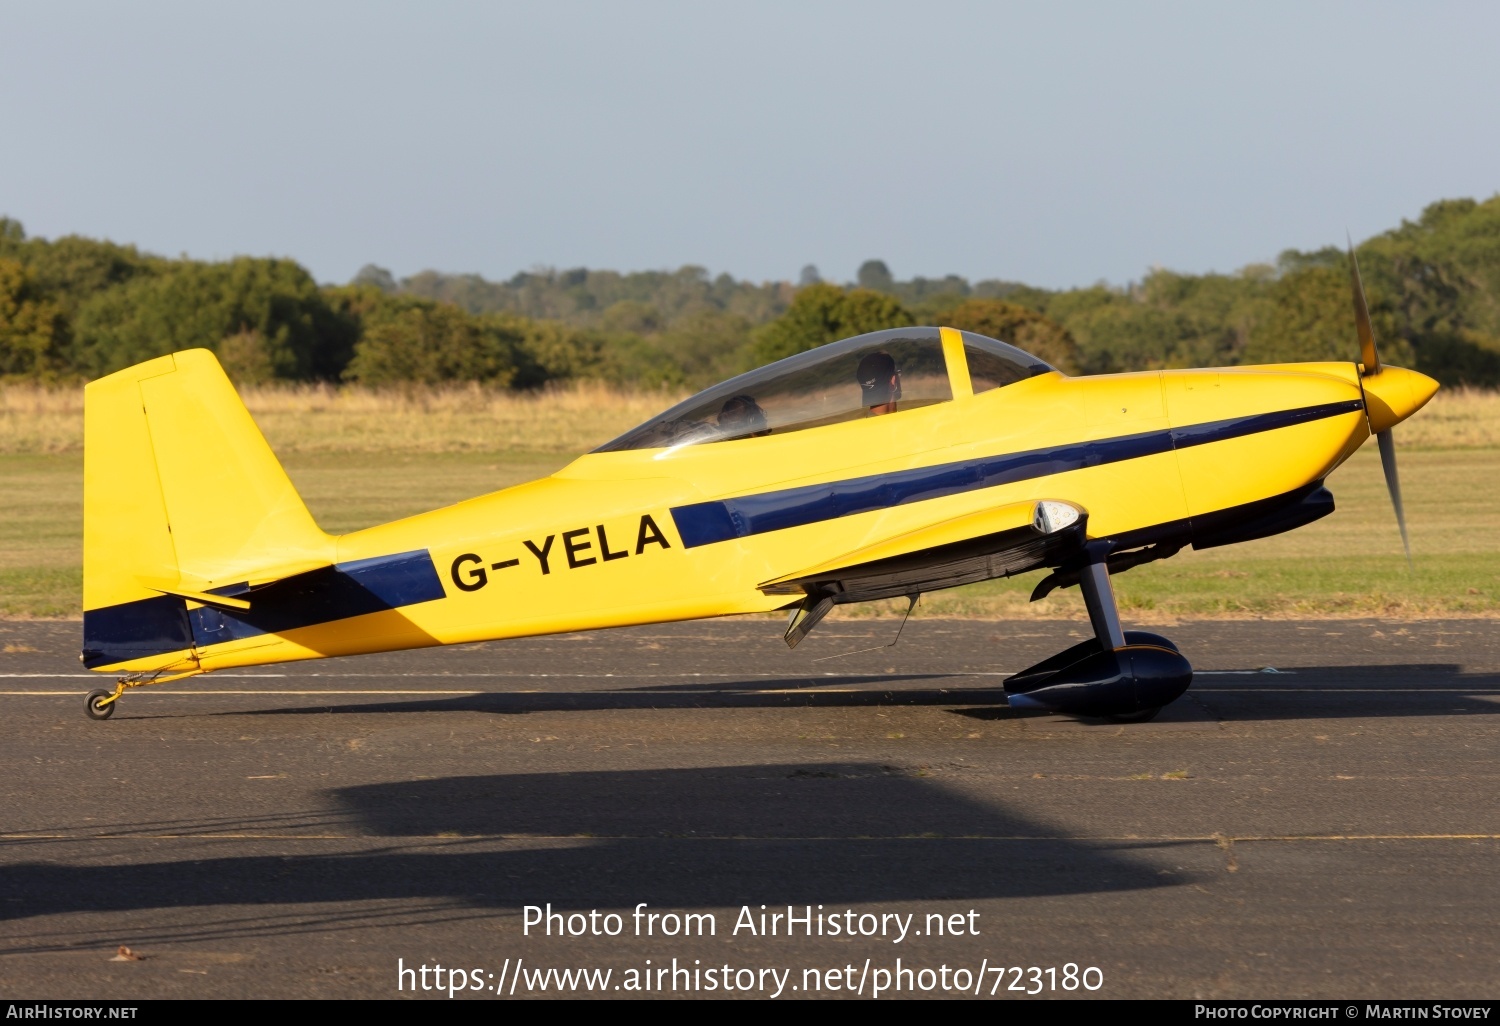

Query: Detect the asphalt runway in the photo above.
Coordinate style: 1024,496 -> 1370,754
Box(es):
2,615 -> 1499,1000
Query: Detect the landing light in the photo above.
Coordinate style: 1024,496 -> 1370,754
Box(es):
1033,501 -> 1080,534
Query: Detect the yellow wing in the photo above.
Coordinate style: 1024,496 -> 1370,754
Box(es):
761,498 -> 1087,647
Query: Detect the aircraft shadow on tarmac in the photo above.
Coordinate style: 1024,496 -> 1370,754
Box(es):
149,662 -> 1500,724
0,764 -> 1177,952
951,664 -> 1500,722
177,674 -> 1007,717
1173,663 -> 1500,722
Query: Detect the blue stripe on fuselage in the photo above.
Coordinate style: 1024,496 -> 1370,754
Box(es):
82,549 -> 446,668
669,399 -> 1365,549
186,549 -> 446,649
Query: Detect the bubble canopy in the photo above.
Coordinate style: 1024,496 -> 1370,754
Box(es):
593,327 -> 1052,452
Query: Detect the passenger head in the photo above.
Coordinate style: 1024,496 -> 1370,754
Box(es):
717,394 -> 770,437
856,351 -> 901,414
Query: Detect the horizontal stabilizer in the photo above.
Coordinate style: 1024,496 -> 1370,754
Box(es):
136,553 -> 340,611
137,580 -> 252,612
176,555 -> 334,594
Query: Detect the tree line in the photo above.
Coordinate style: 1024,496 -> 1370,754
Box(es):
2,194 -> 1497,389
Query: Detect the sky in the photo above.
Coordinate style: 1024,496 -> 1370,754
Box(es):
3,1 -> 1499,289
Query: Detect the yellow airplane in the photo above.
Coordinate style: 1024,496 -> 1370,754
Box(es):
79,256 -> 1437,722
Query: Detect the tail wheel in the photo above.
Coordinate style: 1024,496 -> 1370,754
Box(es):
85,689 -> 117,720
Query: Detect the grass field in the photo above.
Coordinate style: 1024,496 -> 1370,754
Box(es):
1,383 -> 1496,620
0,381 -> 680,455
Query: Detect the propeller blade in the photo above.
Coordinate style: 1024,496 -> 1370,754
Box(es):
1376,428 -> 1412,569
1351,238 -> 1410,567
1349,239 -> 1380,375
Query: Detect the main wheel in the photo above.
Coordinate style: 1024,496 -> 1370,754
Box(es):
85,689 -> 117,720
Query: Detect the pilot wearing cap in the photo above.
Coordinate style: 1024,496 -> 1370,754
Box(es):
856,351 -> 902,415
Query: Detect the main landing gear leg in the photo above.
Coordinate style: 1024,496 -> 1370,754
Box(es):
1004,555 -> 1193,720
1079,559 -> 1127,651
1079,559 -> 1158,721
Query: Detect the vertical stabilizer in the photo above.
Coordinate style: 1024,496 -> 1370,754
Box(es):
82,349 -> 334,668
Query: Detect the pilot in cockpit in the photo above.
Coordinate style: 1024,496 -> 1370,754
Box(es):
856,351 -> 902,415
716,394 -> 770,438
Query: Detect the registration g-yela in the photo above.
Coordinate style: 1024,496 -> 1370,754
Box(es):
78,254 -> 1438,722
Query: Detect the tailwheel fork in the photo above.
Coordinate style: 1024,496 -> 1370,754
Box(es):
85,668 -> 201,720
